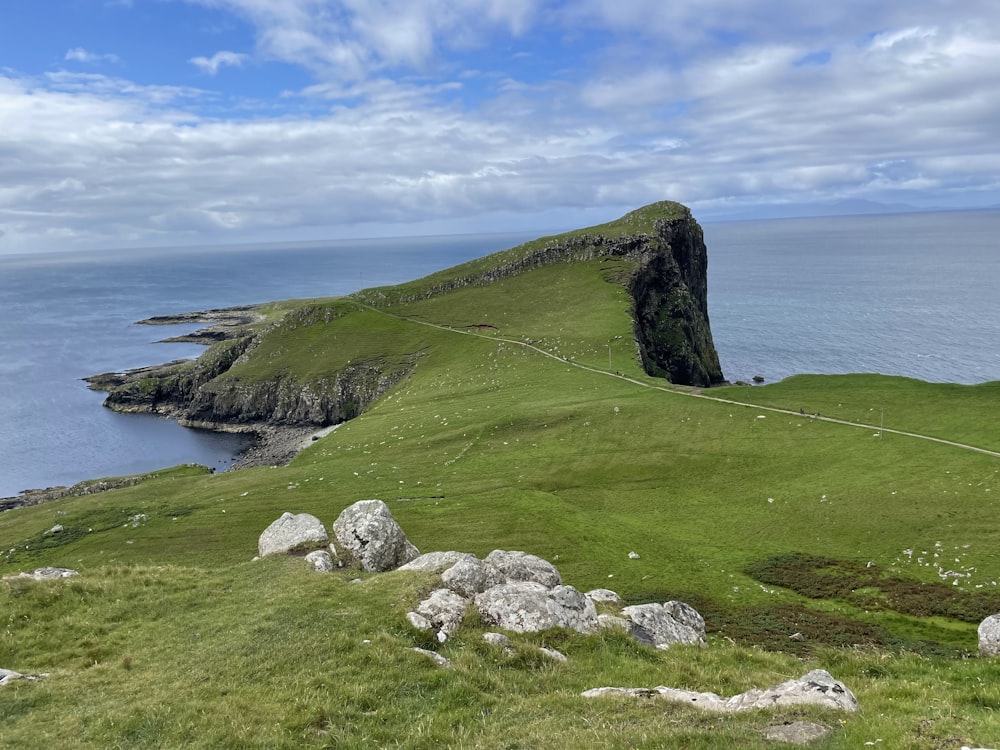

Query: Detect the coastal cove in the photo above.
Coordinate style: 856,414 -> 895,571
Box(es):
2,209 -> 999,498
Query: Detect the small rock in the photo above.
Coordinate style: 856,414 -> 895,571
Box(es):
0,668 -> 48,686
410,648 -> 451,669
763,722 -> 831,745
415,588 -> 468,641
406,612 -> 432,631
482,632 -> 512,648
304,549 -> 335,572
538,647 -> 567,663
628,551 -> 640,560
585,588 -> 622,604
398,551 -> 476,573
442,556 -> 488,597
596,614 -> 631,632
44,524 -> 64,535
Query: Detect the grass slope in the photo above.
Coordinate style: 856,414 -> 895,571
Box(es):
3,216 -> 1000,748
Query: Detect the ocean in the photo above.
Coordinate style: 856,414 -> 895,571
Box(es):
1,210 -> 998,497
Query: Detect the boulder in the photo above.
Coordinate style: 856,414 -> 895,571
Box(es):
978,614 -> 1000,657
441,556 -> 488,597
583,670 -> 858,714
475,581 -> 597,634
258,512 -> 328,557
332,500 -> 419,572
398,551 -> 476,573
721,670 -> 859,713
414,588 -> 468,641
482,632 -> 513,649
620,601 -> 705,648
483,550 -> 561,588
304,549 -> 335,572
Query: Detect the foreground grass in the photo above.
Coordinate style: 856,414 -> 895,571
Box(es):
3,562 -> 999,749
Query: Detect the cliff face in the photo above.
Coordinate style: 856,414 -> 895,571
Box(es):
87,202 -> 724,437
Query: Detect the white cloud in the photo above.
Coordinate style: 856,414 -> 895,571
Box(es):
3,1 -> 1000,253
190,50 -> 249,75
65,48 -> 121,65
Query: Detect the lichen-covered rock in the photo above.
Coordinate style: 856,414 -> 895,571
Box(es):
583,670 -> 858,714
332,500 -> 419,572
620,600 -> 705,648
258,512 -> 329,557
585,588 -> 622,604
410,648 -> 451,669
978,614 -> 1000,657
441,556 -> 488,597
304,549 -> 335,572
475,581 -> 597,634
483,550 -> 562,588
397,551 -> 476,573
763,722 -> 832,744
414,588 -> 468,641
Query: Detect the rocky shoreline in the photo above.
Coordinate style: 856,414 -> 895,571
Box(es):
0,422 -> 339,512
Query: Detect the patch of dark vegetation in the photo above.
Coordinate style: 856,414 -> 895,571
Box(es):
628,589 -> 969,658
745,552 -> 1000,623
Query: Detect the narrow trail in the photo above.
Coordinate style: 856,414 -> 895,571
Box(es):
350,299 -> 1000,460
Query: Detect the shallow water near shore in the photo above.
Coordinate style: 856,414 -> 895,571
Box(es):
1,210 -> 998,497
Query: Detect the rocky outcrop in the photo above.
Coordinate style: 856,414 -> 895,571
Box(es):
332,499 -> 419,572
582,669 -> 859,714
979,614 -> 1000,656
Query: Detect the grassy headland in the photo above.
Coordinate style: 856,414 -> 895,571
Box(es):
2,203 -> 999,748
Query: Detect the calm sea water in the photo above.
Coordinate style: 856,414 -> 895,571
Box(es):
1,210 -> 998,497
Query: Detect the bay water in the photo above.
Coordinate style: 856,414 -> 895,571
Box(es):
1,210 -> 998,497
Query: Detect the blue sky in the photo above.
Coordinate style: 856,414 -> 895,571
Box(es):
1,0 -> 999,254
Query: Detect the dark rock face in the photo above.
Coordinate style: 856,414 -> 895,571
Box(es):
629,217 -> 723,386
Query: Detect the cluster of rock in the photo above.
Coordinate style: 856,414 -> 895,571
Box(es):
257,501 -> 706,650
582,669 -> 858,714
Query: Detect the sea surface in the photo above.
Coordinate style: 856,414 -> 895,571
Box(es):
1,210 -> 998,497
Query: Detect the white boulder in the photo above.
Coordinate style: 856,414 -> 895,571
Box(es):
258,512 -> 328,557
332,500 -> 419,572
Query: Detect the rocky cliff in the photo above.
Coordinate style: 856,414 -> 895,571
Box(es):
86,202 -> 724,442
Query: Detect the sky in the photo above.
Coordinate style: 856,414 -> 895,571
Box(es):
1,0 -> 999,254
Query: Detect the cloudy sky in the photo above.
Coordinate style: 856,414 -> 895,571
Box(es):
1,1 -> 998,254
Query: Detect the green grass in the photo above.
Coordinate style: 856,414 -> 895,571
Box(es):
3,208 -> 1000,747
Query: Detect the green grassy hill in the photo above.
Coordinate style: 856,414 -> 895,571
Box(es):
2,204 -> 999,748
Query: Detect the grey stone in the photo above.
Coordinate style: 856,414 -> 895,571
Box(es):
415,588 -> 468,641
538,647 -> 567,663
474,581 -> 597,634
482,632 -> 512,648
441,556 -> 488,597
596,614 -> 631,632
406,611 -> 432,631
584,670 -> 858,714
45,524 -> 64,535
22,567 -> 79,580
304,549 -> 335,572
0,668 -> 48,686
620,601 -> 705,648
332,500 -> 419,572
581,687 -> 659,699
397,551 -> 476,573
410,648 -> 451,669
483,549 -> 562,588
585,588 -> 622,604
763,722 -> 832,744
978,614 -> 1000,657
258,512 -> 328,557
